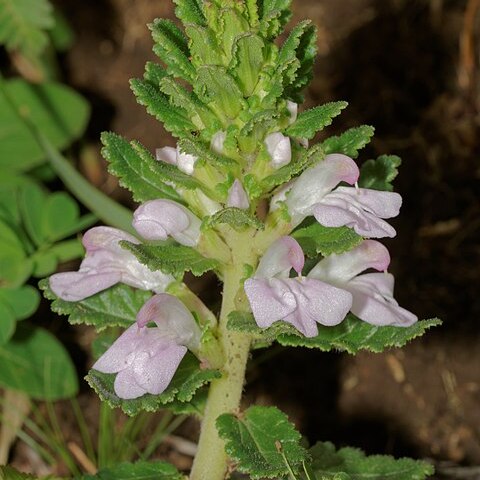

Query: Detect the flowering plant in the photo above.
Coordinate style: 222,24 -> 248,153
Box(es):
42,0 -> 440,478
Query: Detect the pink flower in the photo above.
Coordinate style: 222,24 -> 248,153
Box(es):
265,132 -> 292,168
244,237 -> 352,337
133,199 -> 201,246
156,145 -> 197,175
308,240 -> 417,326
272,154 -> 402,237
49,227 -> 173,301
227,180 -> 249,210
93,294 -> 201,399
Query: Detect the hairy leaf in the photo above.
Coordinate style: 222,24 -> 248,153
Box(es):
40,280 -> 151,331
228,312 -> 442,354
101,132 -> 187,203
130,78 -> 195,136
121,242 -> 220,277
81,460 -> 184,480
87,353 -> 220,416
185,24 -> 221,66
203,207 -> 263,231
0,323 -> 78,400
230,33 -> 265,96
309,442 -> 434,479
0,0 -> 53,59
322,125 -> 375,159
172,0 -> 206,26
196,65 -> 245,119
150,19 -> 195,81
0,79 -> 90,171
359,154 -> 402,192
286,101 -> 348,140
259,0 -> 293,40
292,223 -> 362,257
217,405 -> 308,479
178,137 -> 237,169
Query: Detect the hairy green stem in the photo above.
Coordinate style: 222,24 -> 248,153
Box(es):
190,232 -> 256,480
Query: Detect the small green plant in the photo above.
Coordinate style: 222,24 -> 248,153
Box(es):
4,0 -> 441,478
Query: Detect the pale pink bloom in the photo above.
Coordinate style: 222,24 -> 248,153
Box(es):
210,131 -> 227,155
265,132 -> 292,168
93,294 -> 201,399
308,240 -> 417,326
133,199 -> 201,247
273,153 -> 402,237
156,145 -> 197,175
286,100 -> 298,124
49,227 -> 173,301
244,237 -> 352,337
227,180 -> 250,210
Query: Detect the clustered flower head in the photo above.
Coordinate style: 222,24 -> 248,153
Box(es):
50,127 -> 416,399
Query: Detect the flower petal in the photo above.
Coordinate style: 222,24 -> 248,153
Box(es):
156,146 -> 177,165
265,132 -> 292,168
176,145 -> 197,175
308,240 -> 391,284
114,368 -> 149,399
312,187 -> 400,238
82,226 -> 139,252
136,293 -> 201,351
286,101 -> 298,124
244,278 -> 297,328
49,271 -> 121,301
283,278 -> 352,336
227,180 -> 250,209
285,154 -> 360,225
255,236 -> 305,278
211,131 -> 226,154
133,199 -> 200,247
133,341 -> 187,396
92,323 -> 147,374
347,272 -> 418,326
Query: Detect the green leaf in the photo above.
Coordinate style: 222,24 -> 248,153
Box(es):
284,22 -> 317,102
0,466 -> 56,479
0,218 -> 32,287
0,302 -> 16,345
309,442 -> 434,479
230,33 -> 265,96
359,155 -> 402,192
0,79 -> 90,171
286,101 -> 348,140
196,66 -> 245,119
239,109 -> 280,153
322,126 -> 375,159
185,24 -> 222,65
0,0 -> 53,59
0,323 -> 78,400
150,19 -> 195,81
159,76 -> 218,130
130,78 -> 195,137
173,0 -> 206,26
217,405 -> 309,479
40,280 -> 151,331
86,353 -> 220,416
228,312 -> 442,354
178,137 -> 237,170
292,223 -> 362,257
259,0 -> 292,40
0,285 -> 40,321
49,9 -> 75,52
81,460 -> 184,480
121,242 -> 220,277
203,207 -> 263,231
101,132 -> 185,203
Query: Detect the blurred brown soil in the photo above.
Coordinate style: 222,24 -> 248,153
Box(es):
10,0 -> 480,478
